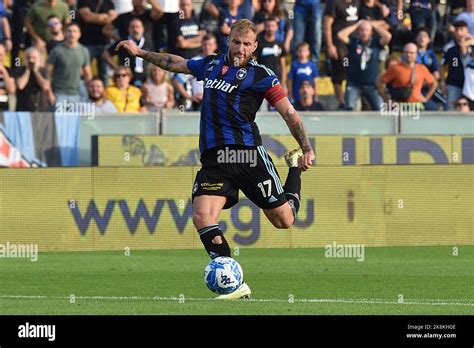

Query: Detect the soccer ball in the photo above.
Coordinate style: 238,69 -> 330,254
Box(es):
204,256 -> 244,294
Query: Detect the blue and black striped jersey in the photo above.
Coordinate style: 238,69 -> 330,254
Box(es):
187,54 -> 286,154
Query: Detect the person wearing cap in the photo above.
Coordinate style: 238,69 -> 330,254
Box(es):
440,20 -> 474,109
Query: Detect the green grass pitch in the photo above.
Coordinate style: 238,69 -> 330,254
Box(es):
0,247 -> 473,315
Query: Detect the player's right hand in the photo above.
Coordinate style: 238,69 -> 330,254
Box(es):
116,40 -> 142,57
299,149 -> 315,172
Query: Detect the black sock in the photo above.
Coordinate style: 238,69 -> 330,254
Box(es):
198,224 -> 231,259
284,167 -> 301,218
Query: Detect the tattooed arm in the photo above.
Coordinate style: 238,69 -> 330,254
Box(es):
116,40 -> 191,74
274,97 -> 315,171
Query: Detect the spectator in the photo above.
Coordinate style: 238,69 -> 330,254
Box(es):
288,42 -> 319,103
142,65 -> 174,112
219,0 -> 246,53
77,0 -> 117,84
173,33 -> 218,111
254,0 -> 293,54
441,20 -> 473,109
47,23 -> 92,108
14,46 -> 53,111
255,17 -> 287,89
86,78 -> 118,113
338,20 -> 391,111
205,0 -> 259,21
0,1 -> 12,52
153,0 -> 179,54
294,80 -> 324,111
24,0 -> 70,54
454,96 -> 471,111
416,28 -> 440,80
358,1 -> 391,63
454,0 -> 474,36
292,0 -> 321,69
104,66 -> 143,112
383,0 -> 404,26
378,42 -> 438,104
449,0 -> 467,26
45,15 -> 64,53
462,45 -> 474,108
0,43 -> 15,110
415,27 -> 445,110
385,53 -> 400,68
111,0 -> 132,15
11,0 -> 34,67
198,0 -> 221,35
359,0 -> 391,30
175,0 -> 206,59
112,0 -> 162,43
288,1 -> 318,68
324,0 -> 360,110
103,19 -> 153,87
384,53 -> 400,96
407,0 -> 436,39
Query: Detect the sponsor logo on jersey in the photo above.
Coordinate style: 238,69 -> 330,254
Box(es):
221,65 -> 229,75
271,78 -> 280,87
204,79 -> 238,93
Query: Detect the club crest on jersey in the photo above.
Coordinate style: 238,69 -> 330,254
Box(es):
221,65 -> 229,75
236,68 -> 247,80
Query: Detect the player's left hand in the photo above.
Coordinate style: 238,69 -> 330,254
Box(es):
299,149 -> 315,171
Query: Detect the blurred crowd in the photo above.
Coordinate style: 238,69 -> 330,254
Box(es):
1,0 -> 474,113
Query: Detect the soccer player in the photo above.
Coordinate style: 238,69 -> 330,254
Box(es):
116,19 -> 315,299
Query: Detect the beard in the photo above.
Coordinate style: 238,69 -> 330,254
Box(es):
227,51 -> 253,67
88,94 -> 102,102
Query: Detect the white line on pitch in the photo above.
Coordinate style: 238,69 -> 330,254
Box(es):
1,295 -> 474,307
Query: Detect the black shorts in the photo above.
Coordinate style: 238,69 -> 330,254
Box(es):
329,57 -> 347,85
192,145 -> 287,209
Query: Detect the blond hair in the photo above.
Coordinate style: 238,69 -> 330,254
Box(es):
230,19 -> 257,36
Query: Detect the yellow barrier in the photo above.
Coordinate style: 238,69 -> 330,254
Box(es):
97,135 -> 474,167
0,166 -> 472,251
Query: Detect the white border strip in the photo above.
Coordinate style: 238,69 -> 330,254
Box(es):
1,295 -> 474,307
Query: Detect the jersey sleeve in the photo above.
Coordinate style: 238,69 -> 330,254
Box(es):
186,57 -> 208,81
252,67 -> 287,107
